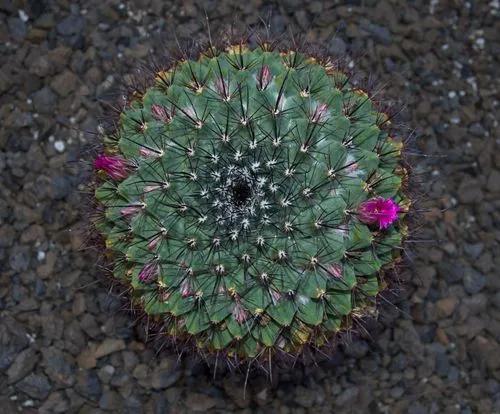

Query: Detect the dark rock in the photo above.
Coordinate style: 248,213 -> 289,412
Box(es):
408,402 -> 427,414
50,70 -> 80,97
32,87 -> 57,114
435,296 -> 459,318
17,373 -> 52,400
470,336 -> 500,371
363,22 -> 392,44
463,268 -> 486,295
457,179 -> 483,204
99,390 -> 123,411
8,17 -> 27,40
487,170 -> 500,193
42,347 -> 75,387
344,340 -> 369,358
329,37 -> 347,56
7,347 -> 38,384
435,352 -> 451,377
151,367 -> 181,389
185,393 -> 217,412
39,391 -> 70,414
335,387 -> 359,407
56,15 -> 85,36
9,245 -> 30,272
0,317 -> 30,370
75,370 -> 102,401
49,175 -> 73,200
463,243 -> 484,260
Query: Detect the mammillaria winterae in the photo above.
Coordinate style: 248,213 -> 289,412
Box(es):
92,36 -> 411,365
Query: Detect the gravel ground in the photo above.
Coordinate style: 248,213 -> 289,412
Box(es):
1,1 -> 499,413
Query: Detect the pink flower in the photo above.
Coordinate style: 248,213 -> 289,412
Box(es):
138,261 -> 158,283
143,184 -> 162,193
311,103 -> 329,123
139,147 -> 161,158
270,290 -> 282,303
147,233 -> 163,251
327,263 -> 343,278
232,301 -> 248,324
346,162 -> 359,174
94,155 -> 128,180
257,65 -> 272,90
214,77 -> 230,100
357,197 -> 400,230
120,203 -> 143,218
151,104 -> 173,123
180,278 -> 193,297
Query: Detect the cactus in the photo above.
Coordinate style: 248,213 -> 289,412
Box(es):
93,39 -> 410,363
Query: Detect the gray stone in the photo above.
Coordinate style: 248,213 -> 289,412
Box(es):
75,370 -> 102,401
42,347 -> 75,387
185,393 -> 217,412
151,367 -> 181,389
329,37 -> 347,55
50,70 -> 80,97
363,22 -> 392,44
463,268 -> 486,295
99,390 -> 122,411
32,87 -> 57,114
8,17 -> 27,40
16,373 -> 52,400
7,347 -> 37,384
56,15 -> 85,36
9,245 -> 30,272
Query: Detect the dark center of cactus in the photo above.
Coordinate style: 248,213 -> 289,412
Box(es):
210,165 -> 266,226
231,179 -> 252,206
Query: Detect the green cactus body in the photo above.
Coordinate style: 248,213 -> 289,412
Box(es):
94,44 -> 409,360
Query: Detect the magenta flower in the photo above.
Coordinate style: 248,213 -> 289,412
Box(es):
138,261 -> 158,283
357,197 -> 400,230
94,155 -> 128,180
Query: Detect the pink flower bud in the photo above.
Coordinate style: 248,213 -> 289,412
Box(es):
257,65 -> 272,90
158,290 -> 171,302
232,301 -> 248,324
214,77 -> 230,100
346,162 -> 359,174
138,261 -> 158,283
180,278 -> 193,297
94,155 -> 129,180
147,233 -> 163,251
311,103 -> 329,123
139,147 -> 161,158
120,204 -> 143,218
357,197 -> 400,230
151,104 -> 173,123
143,185 -> 162,193
271,289 -> 282,303
326,263 -> 343,279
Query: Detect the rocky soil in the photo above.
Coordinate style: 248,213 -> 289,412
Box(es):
1,0 -> 499,413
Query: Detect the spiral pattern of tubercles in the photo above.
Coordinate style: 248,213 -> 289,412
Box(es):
94,45 -> 408,359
